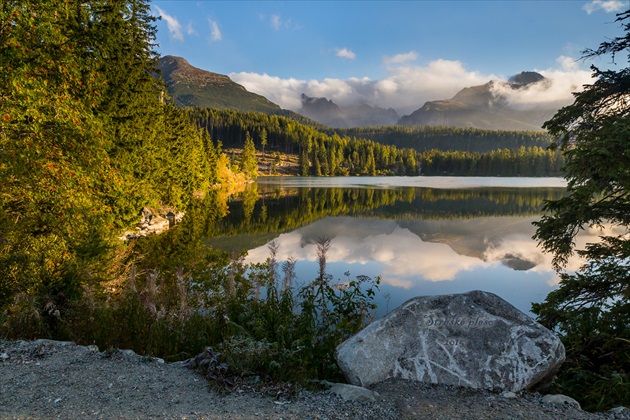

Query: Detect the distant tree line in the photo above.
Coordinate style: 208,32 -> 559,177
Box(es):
336,126 -> 554,153
419,147 -> 564,176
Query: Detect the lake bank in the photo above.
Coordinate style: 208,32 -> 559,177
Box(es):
2,339 -> 626,419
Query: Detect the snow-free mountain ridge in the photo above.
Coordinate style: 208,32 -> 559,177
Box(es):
157,56 -> 557,131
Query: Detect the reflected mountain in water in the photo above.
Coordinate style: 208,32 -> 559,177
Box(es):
138,177 -> 609,316
249,215 -> 551,283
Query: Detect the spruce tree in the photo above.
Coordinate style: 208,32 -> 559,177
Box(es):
240,131 -> 258,179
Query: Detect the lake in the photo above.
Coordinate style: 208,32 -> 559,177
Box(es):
200,176 -> 596,318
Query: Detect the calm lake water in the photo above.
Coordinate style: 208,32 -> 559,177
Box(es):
204,176 -> 598,317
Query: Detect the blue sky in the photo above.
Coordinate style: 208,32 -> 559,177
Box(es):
152,0 -> 629,114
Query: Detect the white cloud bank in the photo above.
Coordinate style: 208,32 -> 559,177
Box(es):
489,57 -> 594,111
583,0 -> 627,14
231,56 -> 594,115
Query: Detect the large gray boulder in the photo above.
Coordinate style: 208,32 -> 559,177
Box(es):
336,290 -> 564,392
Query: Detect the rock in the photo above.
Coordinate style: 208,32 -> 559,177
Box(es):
329,383 -> 380,402
336,290 -> 565,392
118,349 -> 138,358
119,207 -> 185,240
609,406 -> 629,415
500,391 -> 517,399
542,394 -> 581,409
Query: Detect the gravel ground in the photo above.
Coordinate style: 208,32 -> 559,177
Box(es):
1,339 -> 628,419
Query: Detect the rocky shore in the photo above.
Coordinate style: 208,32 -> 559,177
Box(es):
118,206 -> 185,240
1,339 -> 628,419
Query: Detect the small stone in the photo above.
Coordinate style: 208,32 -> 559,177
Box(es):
0,352 -> 9,361
542,394 -> 581,409
329,383 -> 379,402
501,391 -> 517,399
119,349 -> 137,358
86,345 -> 99,353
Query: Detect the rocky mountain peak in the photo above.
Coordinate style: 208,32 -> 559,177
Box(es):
508,71 -> 545,88
158,55 -> 238,89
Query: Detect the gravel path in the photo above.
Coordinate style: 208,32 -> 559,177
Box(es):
1,339 -> 628,419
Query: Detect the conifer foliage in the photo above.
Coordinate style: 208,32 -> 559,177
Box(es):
532,10 -> 630,410
0,1 -> 229,337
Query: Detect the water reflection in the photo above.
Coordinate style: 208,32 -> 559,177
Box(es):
194,179 -> 571,316
242,213 -> 615,316
160,177 -> 612,317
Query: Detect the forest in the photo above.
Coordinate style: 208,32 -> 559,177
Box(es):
187,108 -> 565,177
0,0 -> 249,320
187,108 -> 420,176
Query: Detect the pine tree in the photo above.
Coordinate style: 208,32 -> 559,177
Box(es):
241,131 -> 258,179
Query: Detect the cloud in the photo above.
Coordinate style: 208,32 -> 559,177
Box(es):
228,72 -> 307,110
384,51 -> 418,65
232,59 -> 491,114
489,57 -> 594,110
154,6 -> 183,42
268,14 -> 297,31
186,23 -> 197,36
583,0 -> 627,14
271,15 -> 281,31
209,18 -> 222,41
231,57 -> 593,115
556,55 -> 579,71
336,48 -> 356,60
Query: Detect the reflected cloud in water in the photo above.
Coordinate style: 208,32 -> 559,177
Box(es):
244,215 -> 617,315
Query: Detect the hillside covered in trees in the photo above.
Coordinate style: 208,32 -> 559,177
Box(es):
186,109 -> 564,177
187,108 -> 420,176
0,1 -> 248,333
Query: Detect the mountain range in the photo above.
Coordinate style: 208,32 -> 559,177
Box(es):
157,55 -> 556,131
298,93 -> 399,128
397,72 -> 555,131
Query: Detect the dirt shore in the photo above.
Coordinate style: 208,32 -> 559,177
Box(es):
1,339 -> 628,419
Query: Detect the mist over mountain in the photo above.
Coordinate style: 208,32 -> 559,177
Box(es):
157,56 -> 564,131
397,72 -> 556,131
299,94 -> 399,128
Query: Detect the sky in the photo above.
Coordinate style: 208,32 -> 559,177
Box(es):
151,0 -> 629,115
